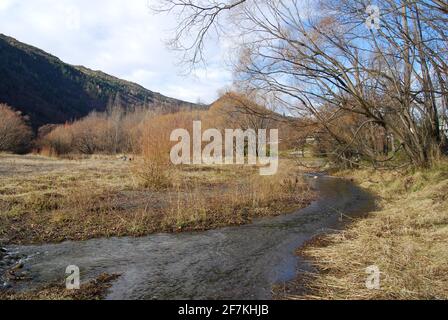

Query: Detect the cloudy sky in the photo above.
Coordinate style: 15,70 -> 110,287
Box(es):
0,0 -> 232,103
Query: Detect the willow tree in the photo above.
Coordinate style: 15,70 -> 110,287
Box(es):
156,0 -> 448,167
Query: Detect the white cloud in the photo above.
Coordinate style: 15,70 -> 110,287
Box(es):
0,0 -> 15,11
0,0 -> 231,103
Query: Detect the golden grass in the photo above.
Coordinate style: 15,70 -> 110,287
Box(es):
286,161 -> 448,300
0,153 -> 314,245
157,163 -> 312,231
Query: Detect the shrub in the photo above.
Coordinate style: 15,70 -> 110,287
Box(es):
39,105 -> 156,155
134,111 -> 204,190
41,124 -> 74,155
0,104 -> 33,153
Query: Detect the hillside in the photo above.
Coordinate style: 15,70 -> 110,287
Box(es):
0,34 -> 202,129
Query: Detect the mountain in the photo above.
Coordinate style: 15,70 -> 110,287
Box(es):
0,34 -> 203,129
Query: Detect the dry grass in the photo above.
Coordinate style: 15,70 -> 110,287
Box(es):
285,161 -> 448,300
0,273 -> 119,300
156,162 -> 312,231
0,153 -> 314,245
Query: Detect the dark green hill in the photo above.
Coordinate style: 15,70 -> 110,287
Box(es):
0,34 -> 203,129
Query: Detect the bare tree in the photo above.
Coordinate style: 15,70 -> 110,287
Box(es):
156,0 -> 448,167
153,0 -> 248,65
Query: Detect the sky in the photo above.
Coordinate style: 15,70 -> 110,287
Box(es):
0,0 -> 232,103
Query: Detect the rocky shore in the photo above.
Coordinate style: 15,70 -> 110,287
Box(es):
0,246 -> 29,290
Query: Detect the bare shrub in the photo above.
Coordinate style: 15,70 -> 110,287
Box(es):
41,124 -> 74,155
134,111 -> 204,190
39,105 -> 156,156
0,104 -> 33,154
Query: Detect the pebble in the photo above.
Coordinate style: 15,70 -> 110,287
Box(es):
11,262 -> 24,271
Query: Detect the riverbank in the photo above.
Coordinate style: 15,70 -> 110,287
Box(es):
280,162 -> 448,299
0,154 -> 315,245
0,273 -> 119,300
1,174 -> 367,300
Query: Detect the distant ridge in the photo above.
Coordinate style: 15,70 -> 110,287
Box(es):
0,34 -> 204,129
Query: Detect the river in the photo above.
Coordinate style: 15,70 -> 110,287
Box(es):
3,174 -> 374,299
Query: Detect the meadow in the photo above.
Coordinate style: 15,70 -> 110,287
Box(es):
0,153 -> 314,245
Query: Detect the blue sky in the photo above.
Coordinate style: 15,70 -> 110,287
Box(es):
0,0 -> 232,103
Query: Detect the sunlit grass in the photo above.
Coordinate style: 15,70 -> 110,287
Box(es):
0,154 -> 314,244
285,160 -> 448,300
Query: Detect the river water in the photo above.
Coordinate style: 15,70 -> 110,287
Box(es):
4,175 -> 374,300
